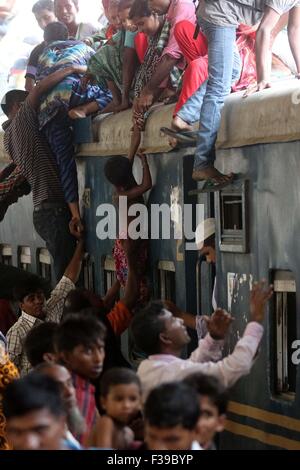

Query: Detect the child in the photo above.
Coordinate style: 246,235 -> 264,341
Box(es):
104,154 -> 152,305
184,373 -> 228,450
91,368 -> 142,449
69,0 -> 139,117
144,381 -> 202,450
127,0 -> 182,161
55,314 -> 107,445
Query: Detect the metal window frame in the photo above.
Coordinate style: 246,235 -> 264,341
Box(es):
0,244 -> 13,265
104,256 -> 116,291
274,270 -> 296,398
158,261 -> 176,301
216,180 -> 249,253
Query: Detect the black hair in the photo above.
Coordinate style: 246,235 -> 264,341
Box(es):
184,374 -> 229,415
54,0 -> 79,9
118,0 -> 135,12
44,21 -> 68,42
24,322 -> 58,367
130,301 -> 166,355
100,367 -> 141,397
13,278 -> 46,303
32,0 -> 55,14
55,314 -> 107,353
1,90 -> 28,117
104,156 -> 134,188
63,289 -> 94,318
3,373 -> 66,419
144,382 -> 200,430
129,0 -> 151,19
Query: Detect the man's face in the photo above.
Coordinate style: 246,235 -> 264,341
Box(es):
200,245 -> 216,264
35,9 -> 57,30
41,365 -> 76,411
145,423 -> 196,450
20,290 -> 46,319
160,309 -> 190,350
62,339 -> 105,380
197,396 -> 226,449
55,0 -> 78,25
6,409 -> 66,450
148,0 -> 170,15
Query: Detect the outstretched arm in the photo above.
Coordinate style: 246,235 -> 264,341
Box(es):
27,65 -> 87,110
118,154 -> 152,201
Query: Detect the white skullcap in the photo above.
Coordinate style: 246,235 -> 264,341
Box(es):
196,218 -> 216,250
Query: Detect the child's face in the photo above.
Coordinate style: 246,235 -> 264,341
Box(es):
145,423 -> 196,451
35,9 -> 57,31
118,8 -> 137,32
133,15 -> 159,36
197,396 -> 226,449
101,383 -> 141,424
62,339 -> 105,380
55,0 -> 78,25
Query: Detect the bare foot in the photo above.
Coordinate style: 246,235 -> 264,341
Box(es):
172,115 -> 193,132
68,108 -> 87,120
192,166 -> 233,182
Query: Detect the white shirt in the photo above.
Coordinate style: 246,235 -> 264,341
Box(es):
138,322 -> 263,401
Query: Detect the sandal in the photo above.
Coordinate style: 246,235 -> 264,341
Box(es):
160,127 -> 198,143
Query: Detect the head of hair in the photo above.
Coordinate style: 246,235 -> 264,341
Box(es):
13,278 -> 46,303
63,289 -> 93,318
32,0 -> 55,15
54,0 -> 79,9
3,373 -> 66,419
1,90 -> 28,117
24,322 -> 58,367
44,21 -> 68,42
184,374 -> 229,415
104,156 -> 135,188
55,314 -> 106,353
129,0 -> 151,19
100,367 -> 141,397
118,0 -> 134,11
131,301 -> 166,356
144,382 -> 200,430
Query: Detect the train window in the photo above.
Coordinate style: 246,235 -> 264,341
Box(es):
0,244 -> 13,265
83,254 -> 95,291
38,248 -> 52,282
104,256 -> 117,291
18,246 -> 31,271
158,261 -> 176,302
273,270 -> 297,399
216,180 -> 249,253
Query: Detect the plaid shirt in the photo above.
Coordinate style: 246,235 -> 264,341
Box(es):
6,276 -> 75,376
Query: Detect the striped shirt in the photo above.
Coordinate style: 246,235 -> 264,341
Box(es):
6,276 -> 75,376
2,99 -> 65,207
72,373 -> 98,445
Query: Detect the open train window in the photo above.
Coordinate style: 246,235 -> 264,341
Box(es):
18,246 -> 31,272
158,261 -> 176,302
216,180 -> 249,253
38,248 -> 52,283
83,254 -> 95,291
0,244 -> 12,265
104,256 -> 117,292
273,270 -> 297,399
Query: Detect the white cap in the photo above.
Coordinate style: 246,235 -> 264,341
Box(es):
196,218 -> 216,250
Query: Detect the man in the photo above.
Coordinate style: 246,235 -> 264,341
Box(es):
135,0 -> 196,113
54,0 -> 98,40
35,363 -> 85,449
25,0 -> 57,92
6,233 -> 84,376
131,280 -> 273,400
2,65 -> 85,282
189,1 -> 300,186
2,373 -> 67,450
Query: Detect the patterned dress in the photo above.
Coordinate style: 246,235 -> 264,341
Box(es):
0,346 -> 19,450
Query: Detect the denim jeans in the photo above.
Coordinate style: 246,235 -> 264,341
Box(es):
33,205 -> 76,283
177,20 -> 241,170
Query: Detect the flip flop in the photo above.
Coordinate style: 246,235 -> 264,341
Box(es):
189,175 -> 239,195
160,127 -> 198,143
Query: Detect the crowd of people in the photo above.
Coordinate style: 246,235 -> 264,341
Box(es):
0,0 -> 298,451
